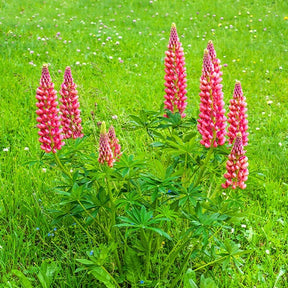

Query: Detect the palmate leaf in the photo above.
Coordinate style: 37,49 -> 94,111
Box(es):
146,227 -> 172,240
116,206 -> 171,239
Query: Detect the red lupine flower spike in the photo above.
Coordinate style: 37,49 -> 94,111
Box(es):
222,132 -> 249,189
197,43 -> 227,148
207,40 -> 227,146
163,23 -> 187,118
98,122 -> 115,168
197,49 -> 215,148
227,81 -> 249,146
36,64 -> 64,153
108,125 -> 122,161
59,67 -> 83,139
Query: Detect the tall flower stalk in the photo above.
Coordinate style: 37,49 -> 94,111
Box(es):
163,23 -> 187,118
36,64 -> 64,153
108,125 -> 121,161
197,44 -> 226,148
59,66 -> 83,139
222,132 -> 249,189
98,122 -> 115,168
227,81 -> 249,146
207,40 -> 227,146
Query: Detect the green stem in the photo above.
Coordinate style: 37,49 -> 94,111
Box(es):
99,266 -> 121,288
72,216 -> 97,245
161,237 -> 191,279
142,229 -> 151,278
207,183 -> 221,200
54,153 -> 72,180
169,248 -> 193,288
77,200 -> 112,240
194,147 -> 214,187
193,255 -> 228,272
105,169 -> 123,274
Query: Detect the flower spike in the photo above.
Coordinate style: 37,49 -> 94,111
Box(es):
163,23 -> 187,118
222,132 -> 249,189
227,81 -> 249,146
59,67 -> 83,139
98,122 -> 115,168
36,64 -> 64,153
108,125 -> 122,161
197,43 -> 227,148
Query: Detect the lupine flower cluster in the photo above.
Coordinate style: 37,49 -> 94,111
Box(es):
222,133 -> 249,189
195,39 -> 248,189
98,122 -> 121,167
197,42 -> 226,148
227,81 -> 249,146
60,67 -> 83,139
36,64 -> 83,153
163,23 -> 187,118
108,125 -> 121,161
36,64 -> 64,153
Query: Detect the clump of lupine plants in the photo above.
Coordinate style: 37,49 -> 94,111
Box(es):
35,23 -> 249,287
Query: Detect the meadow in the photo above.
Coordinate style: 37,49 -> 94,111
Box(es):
0,0 -> 287,287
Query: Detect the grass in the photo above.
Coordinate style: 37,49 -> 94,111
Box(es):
0,0 -> 287,286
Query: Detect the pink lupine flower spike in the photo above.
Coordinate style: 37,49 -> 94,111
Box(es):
98,122 -> 115,168
36,64 -> 64,153
60,66 -> 84,139
222,132 -> 249,189
207,40 -> 227,146
108,125 -> 122,161
197,43 -> 226,148
227,81 -> 248,146
163,23 -> 187,118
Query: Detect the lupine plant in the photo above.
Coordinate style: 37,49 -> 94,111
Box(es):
163,23 -> 187,118
35,25 -> 249,287
59,66 -> 84,139
36,64 -> 64,153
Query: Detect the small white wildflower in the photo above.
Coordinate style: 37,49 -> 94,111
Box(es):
256,127 -> 260,130
267,100 -> 273,105
231,228 -> 235,233
265,249 -> 270,254
24,147 -> 29,151
241,224 -> 246,228
279,142 -> 282,147
112,115 -> 118,120
279,66 -> 283,70
70,169 -> 73,173
42,168 -> 47,173
3,147 -> 9,152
